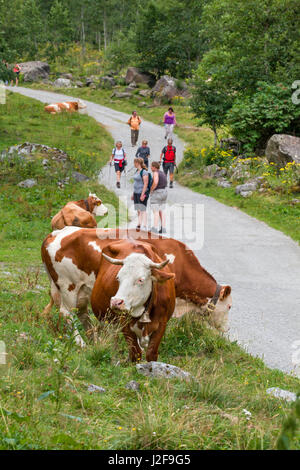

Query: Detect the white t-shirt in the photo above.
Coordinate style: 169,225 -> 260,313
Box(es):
113,148 -> 126,162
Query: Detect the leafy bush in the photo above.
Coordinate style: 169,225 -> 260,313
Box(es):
227,82 -> 300,153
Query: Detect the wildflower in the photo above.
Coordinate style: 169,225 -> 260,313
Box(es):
118,426 -> 122,430
242,409 -> 252,420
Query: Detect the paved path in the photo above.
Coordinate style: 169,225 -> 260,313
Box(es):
8,87 -> 300,377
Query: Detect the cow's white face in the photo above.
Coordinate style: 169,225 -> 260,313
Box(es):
209,291 -> 232,332
78,100 -> 87,109
89,193 -> 108,216
174,285 -> 232,332
111,254 -> 154,318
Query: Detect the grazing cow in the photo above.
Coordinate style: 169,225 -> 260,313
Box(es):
41,228 -> 232,347
44,100 -> 86,114
51,193 -> 108,230
91,239 -> 176,361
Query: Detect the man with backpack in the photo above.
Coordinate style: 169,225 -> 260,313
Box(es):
128,110 -> 142,147
160,138 -> 176,188
109,141 -> 127,188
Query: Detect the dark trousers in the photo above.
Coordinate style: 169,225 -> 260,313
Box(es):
131,129 -> 139,146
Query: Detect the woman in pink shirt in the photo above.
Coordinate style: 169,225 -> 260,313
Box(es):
163,107 -> 176,140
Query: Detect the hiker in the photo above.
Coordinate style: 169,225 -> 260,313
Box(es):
132,157 -> 151,231
128,110 -> 141,147
109,141 -> 127,189
150,161 -> 168,234
135,139 -> 150,168
160,138 -> 176,188
163,107 -> 176,140
11,63 -> 21,86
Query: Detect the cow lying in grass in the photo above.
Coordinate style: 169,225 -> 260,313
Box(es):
44,100 -> 86,114
41,227 -> 232,348
51,193 -> 108,230
91,239 -> 176,362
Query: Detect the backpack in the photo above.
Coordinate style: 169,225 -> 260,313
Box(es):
162,145 -> 176,162
140,170 -> 153,193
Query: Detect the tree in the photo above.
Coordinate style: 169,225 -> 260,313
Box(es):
190,73 -> 233,146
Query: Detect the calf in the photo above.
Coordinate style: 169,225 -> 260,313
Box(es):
91,239 -> 176,362
51,193 -> 108,230
44,100 -> 86,114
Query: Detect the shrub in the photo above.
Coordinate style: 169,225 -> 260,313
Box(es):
227,82 -> 300,153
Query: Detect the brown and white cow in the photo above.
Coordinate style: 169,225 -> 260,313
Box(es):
51,193 -> 108,230
44,100 -> 86,114
41,227 -> 232,347
91,239 -> 176,362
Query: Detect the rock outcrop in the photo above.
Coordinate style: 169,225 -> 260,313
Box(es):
19,61 -> 50,82
266,134 -> 300,168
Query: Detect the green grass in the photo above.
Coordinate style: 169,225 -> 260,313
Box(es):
177,172 -> 300,244
1,89 -> 299,450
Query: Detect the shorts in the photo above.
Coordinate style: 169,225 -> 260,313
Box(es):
134,192 -> 149,211
114,162 -> 125,173
150,188 -> 167,211
163,162 -> 175,175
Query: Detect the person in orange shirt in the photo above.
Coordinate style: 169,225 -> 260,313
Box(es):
127,110 -> 142,147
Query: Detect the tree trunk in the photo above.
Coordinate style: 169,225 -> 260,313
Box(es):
103,10 -> 107,51
212,125 -> 218,148
81,7 -> 86,58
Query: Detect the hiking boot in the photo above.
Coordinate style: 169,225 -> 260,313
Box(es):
169,181 -> 173,188
116,182 -> 120,188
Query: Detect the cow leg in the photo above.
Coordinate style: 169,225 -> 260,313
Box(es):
122,324 -> 142,362
76,285 -> 93,339
42,281 -> 60,317
146,323 -> 167,362
58,287 -> 86,348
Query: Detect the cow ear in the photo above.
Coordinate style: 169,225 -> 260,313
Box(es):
151,269 -> 175,283
220,285 -> 231,300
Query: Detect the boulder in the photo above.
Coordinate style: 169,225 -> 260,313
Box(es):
203,164 -> 220,178
235,181 -> 259,195
86,77 -> 94,87
266,387 -> 297,403
266,134 -> 300,168
99,76 -> 116,89
151,75 -> 189,103
54,78 -> 71,88
87,384 -> 106,393
18,179 -> 37,188
136,362 -> 192,381
60,73 -> 73,80
19,61 -> 50,82
229,162 -> 251,181
139,89 -> 151,98
125,67 -> 155,86
240,190 -> 253,198
1,143 -> 68,164
218,179 -> 231,188
111,91 -> 132,99
125,381 -> 140,391
71,171 -> 89,182
75,80 -> 84,88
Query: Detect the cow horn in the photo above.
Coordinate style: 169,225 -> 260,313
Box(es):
149,259 -> 170,269
102,253 -> 124,265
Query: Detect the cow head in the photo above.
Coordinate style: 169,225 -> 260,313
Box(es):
103,252 -> 174,318
174,285 -> 232,332
77,99 -> 87,109
207,285 -> 232,332
88,193 -> 108,216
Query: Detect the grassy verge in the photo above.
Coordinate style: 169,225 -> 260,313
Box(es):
1,89 -> 299,450
177,173 -> 300,244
